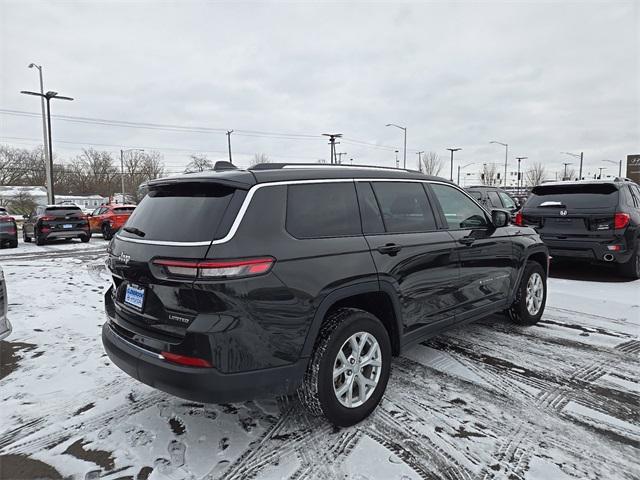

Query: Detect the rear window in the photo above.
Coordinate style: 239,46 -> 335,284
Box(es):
121,183 -> 238,242
372,182 -> 437,233
527,184 -> 619,209
45,206 -> 82,216
113,207 -> 135,213
286,182 -> 360,238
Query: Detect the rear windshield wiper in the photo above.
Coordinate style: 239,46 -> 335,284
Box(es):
123,227 -> 146,237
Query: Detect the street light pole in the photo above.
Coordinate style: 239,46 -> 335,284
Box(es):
416,151 -> 424,172
28,63 -> 52,204
561,151 -> 583,179
516,156 -> 527,193
563,162 -> 572,180
457,162 -> 475,185
386,124 -> 407,169
603,159 -> 622,177
490,141 -> 508,186
598,167 -> 607,179
21,90 -> 74,205
446,148 -> 461,182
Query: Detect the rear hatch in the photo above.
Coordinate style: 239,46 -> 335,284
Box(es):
41,206 -> 88,232
108,177 -> 252,341
111,206 -> 135,228
522,183 -> 620,237
0,216 -> 16,236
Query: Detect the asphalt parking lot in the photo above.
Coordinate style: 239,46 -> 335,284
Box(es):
0,239 -> 638,480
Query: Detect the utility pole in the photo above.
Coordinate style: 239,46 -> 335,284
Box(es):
226,130 -> 234,163
21,89 -> 74,205
28,63 -> 51,204
322,133 -> 342,164
563,162 -> 572,180
516,156 -> 527,193
120,148 -> 144,203
447,148 -> 461,182
603,159 -> 622,177
336,152 -> 347,164
561,151 -> 583,179
416,151 -> 424,172
598,167 -> 606,179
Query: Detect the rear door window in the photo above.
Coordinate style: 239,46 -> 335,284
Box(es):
371,182 -> 437,233
498,192 -> 517,209
286,182 -> 360,238
121,182 -> 239,242
114,207 -> 135,213
356,182 -> 385,234
486,191 -> 502,208
430,183 -> 489,229
528,184 -> 619,209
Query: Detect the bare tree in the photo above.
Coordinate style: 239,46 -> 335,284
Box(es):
481,163 -> 499,186
184,154 -> 214,173
123,150 -> 165,201
421,152 -> 443,176
250,153 -> 270,167
564,167 -> 577,181
8,191 -> 37,216
524,162 -> 548,187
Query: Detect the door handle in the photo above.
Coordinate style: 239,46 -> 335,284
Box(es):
377,243 -> 402,256
459,237 -> 476,246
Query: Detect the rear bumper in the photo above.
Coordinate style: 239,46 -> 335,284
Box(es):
543,237 -> 633,264
0,232 -> 17,241
43,229 -> 89,239
102,321 -> 307,403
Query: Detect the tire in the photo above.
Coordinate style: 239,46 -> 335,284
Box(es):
619,242 -> 640,280
101,223 -> 113,241
35,233 -> 46,246
508,261 -> 547,325
297,308 -> 392,427
80,234 -> 91,243
23,228 -> 31,243
9,240 -> 17,248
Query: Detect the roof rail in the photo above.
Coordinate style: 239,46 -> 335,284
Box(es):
249,162 -> 420,173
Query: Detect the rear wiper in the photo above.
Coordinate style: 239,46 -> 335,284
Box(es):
123,227 -> 146,237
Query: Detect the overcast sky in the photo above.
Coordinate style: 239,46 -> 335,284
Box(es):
1,0 -> 638,181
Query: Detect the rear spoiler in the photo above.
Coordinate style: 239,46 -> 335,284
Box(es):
147,176 -> 254,190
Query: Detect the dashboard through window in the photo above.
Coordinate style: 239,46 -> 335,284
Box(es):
430,183 -> 489,229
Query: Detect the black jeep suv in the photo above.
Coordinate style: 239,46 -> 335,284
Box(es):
102,164 -> 548,426
516,179 -> 640,278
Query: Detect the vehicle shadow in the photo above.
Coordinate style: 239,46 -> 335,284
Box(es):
549,260 -> 633,283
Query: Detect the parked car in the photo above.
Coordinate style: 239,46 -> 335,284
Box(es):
88,204 -> 136,240
0,210 -> 18,248
23,205 -> 91,245
465,185 -> 520,215
102,164 -> 548,426
0,266 -> 11,341
516,179 -> 640,278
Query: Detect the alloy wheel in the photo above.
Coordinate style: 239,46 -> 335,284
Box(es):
526,272 -> 544,316
332,331 -> 382,408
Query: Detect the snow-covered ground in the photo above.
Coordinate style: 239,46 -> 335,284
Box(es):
1,241 -> 639,480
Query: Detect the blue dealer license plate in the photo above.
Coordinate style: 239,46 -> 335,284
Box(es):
124,284 -> 145,310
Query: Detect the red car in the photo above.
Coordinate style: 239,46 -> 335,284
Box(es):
88,204 -> 136,240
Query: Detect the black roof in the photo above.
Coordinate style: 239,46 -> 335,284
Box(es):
148,164 -> 452,189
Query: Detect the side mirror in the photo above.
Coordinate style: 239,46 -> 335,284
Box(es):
491,209 -> 509,228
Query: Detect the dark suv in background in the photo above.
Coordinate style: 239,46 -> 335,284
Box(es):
102,164 -> 548,426
0,208 -> 18,248
465,185 -> 520,215
516,179 -> 640,278
23,205 -> 91,245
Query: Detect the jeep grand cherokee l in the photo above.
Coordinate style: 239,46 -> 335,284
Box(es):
516,179 -> 640,278
102,164 -> 548,426
23,205 -> 91,245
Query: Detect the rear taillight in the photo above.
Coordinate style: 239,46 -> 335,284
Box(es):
614,212 -> 630,229
153,257 -> 275,279
41,215 -> 56,221
514,211 -> 523,226
160,351 -> 212,368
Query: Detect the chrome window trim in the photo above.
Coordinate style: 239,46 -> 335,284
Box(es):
115,177 -> 486,246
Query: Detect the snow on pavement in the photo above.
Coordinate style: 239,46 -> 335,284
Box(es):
0,244 -> 638,480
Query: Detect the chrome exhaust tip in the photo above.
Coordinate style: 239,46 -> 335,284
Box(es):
603,253 -> 614,262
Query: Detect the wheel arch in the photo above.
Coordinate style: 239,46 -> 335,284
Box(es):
301,282 -> 403,358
